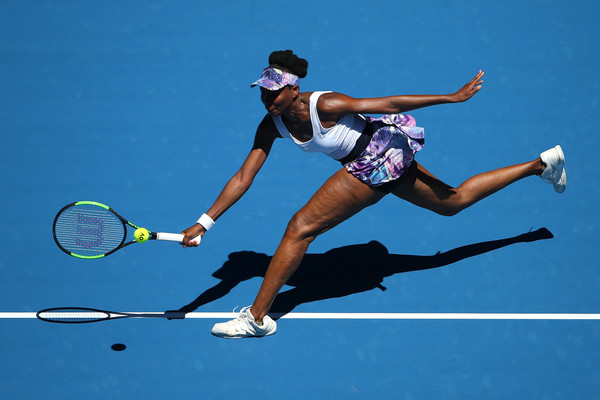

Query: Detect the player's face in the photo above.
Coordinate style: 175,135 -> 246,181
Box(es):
261,86 -> 295,117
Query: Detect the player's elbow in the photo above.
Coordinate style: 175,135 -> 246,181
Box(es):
233,170 -> 255,192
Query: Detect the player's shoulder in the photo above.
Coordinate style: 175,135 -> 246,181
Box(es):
257,113 -> 281,139
313,91 -> 356,118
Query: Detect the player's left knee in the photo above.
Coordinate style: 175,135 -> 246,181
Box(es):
435,191 -> 469,216
434,197 -> 467,216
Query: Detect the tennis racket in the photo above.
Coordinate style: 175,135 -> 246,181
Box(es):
36,307 -> 185,324
53,201 -> 201,259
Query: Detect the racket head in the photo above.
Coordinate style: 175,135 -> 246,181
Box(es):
36,307 -> 112,323
53,201 -> 128,259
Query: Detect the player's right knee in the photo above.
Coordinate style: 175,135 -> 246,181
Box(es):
285,213 -> 318,243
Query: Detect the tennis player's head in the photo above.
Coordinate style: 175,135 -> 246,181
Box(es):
251,50 -> 308,117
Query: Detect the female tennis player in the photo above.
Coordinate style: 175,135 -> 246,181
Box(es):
182,50 -> 566,339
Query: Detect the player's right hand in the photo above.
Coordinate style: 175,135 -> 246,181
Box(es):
181,223 -> 205,248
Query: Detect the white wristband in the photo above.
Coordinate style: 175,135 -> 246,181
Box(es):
197,213 -> 215,231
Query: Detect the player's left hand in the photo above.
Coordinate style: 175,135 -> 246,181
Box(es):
452,70 -> 484,102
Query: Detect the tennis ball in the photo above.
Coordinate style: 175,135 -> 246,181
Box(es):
134,228 -> 149,243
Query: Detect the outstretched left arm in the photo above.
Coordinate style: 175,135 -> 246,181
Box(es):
318,70 -> 484,120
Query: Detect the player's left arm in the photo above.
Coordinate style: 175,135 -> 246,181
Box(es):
318,70 -> 484,120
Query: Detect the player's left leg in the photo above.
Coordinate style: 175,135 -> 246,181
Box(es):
390,159 -> 544,216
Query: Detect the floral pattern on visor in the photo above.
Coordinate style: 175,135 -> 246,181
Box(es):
250,67 -> 300,90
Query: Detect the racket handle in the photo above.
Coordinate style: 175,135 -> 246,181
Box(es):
156,232 -> 202,245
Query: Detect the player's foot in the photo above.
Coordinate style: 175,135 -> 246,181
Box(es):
540,145 -> 566,193
211,306 -> 277,339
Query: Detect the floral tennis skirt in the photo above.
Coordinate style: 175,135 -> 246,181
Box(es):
344,114 -> 425,188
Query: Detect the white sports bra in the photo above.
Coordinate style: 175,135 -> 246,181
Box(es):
272,91 -> 367,161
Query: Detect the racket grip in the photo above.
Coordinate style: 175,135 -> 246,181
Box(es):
156,232 -> 202,245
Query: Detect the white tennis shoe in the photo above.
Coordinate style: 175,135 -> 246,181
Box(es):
540,145 -> 566,193
211,306 -> 277,339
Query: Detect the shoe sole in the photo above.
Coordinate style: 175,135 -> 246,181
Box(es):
553,145 -> 566,193
555,168 -> 566,193
211,331 -> 276,339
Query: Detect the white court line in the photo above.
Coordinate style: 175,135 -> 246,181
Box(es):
2,312 -> 600,320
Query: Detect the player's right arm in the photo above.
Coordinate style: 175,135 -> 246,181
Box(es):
182,115 -> 280,247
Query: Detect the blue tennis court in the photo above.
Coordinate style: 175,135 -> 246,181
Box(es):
1,1 -> 599,398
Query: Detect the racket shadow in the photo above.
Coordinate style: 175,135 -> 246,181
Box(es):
35,308 -> 187,324
171,228 -> 554,319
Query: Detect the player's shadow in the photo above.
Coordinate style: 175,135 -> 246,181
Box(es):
173,228 -> 553,319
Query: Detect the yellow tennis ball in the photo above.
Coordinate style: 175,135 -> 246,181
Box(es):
134,228 -> 149,243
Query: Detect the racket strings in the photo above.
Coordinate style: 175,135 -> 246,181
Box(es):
54,204 -> 125,257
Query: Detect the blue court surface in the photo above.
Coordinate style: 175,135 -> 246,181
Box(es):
1,1 -> 599,398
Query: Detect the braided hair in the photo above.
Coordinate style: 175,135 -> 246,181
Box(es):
268,50 -> 308,78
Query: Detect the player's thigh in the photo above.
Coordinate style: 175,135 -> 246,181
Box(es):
390,162 -> 457,212
291,168 -> 385,237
